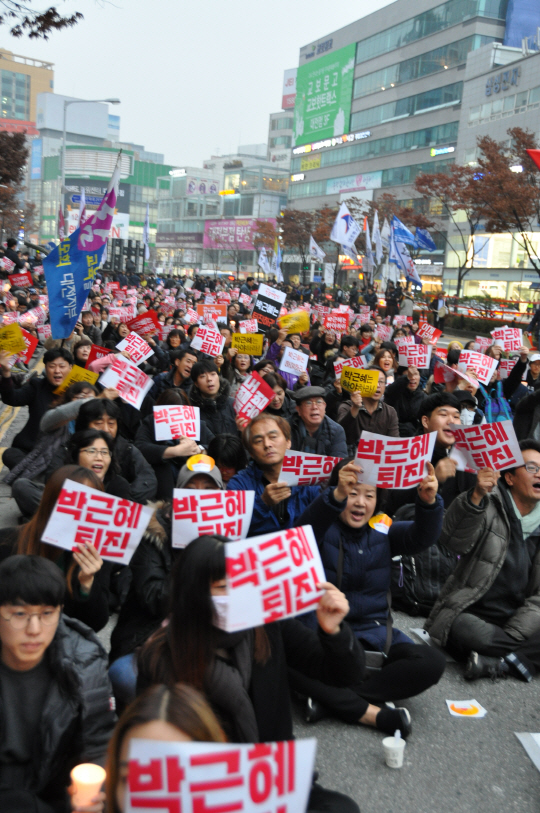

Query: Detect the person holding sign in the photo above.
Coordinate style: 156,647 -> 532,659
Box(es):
0,555 -> 115,813
266,328 -> 310,390
338,368 -> 399,455
295,459 -> 445,737
290,387 -> 347,458
137,535 -> 361,813
384,366 -> 427,437
189,360 -> 240,436
222,352 -> 254,398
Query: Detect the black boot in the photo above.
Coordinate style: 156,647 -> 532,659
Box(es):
464,651 -> 509,681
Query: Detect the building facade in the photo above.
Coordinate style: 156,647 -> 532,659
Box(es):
0,48 -> 53,133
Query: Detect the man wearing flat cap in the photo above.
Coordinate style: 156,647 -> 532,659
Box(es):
290,386 -> 348,457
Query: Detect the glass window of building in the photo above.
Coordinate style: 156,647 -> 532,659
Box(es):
350,82 -> 462,131
186,201 -> 198,216
1,70 -> 30,120
271,117 -> 294,130
205,201 -> 219,215
224,172 -> 240,191
240,196 -> 254,216
241,171 -> 260,192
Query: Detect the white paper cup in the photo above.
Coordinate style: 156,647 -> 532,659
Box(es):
382,736 -> 405,768
70,763 -> 106,806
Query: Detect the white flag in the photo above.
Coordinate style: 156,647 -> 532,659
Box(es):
330,202 -> 361,250
143,202 -> 150,261
309,235 -> 326,261
341,244 -> 358,263
258,247 -> 270,274
78,186 -> 86,228
380,217 -> 391,252
372,210 -> 383,264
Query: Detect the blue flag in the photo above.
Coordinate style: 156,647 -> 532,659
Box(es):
43,226 -> 105,339
391,216 -> 416,246
414,228 -> 437,251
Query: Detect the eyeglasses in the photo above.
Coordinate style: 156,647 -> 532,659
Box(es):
0,607 -> 60,628
301,399 -> 325,407
80,447 -> 111,457
523,462 -> 540,475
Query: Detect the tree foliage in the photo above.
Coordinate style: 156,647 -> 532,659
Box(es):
0,132 -> 28,188
0,1 -> 82,38
252,219 -> 277,252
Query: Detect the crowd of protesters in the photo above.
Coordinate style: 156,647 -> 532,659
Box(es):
0,245 -> 540,813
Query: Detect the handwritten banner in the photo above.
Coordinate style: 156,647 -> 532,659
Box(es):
231,333 -> 264,356
324,313 -> 348,333
416,322 -> 442,345
116,332 -> 154,365
341,367 -> 379,395
238,318 -> 258,333
491,326 -> 523,352
333,355 -> 368,378
398,344 -> 432,368
172,489 -> 254,547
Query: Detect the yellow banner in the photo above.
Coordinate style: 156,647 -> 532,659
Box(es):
231,333 -> 264,356
300,155 -> 321,171
54,365 -> 99,395
341,367 -> 379,396
0,323 -> 27,356
277,310 -> 310,334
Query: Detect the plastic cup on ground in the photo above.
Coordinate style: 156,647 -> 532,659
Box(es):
382,735 -> 405,768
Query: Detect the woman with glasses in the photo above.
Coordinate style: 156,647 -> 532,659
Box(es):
0,465 -> 114,632
68,429 -> 131,499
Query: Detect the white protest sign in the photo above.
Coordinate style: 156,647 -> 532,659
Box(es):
238,318 -> 258,333
491,326 -> 523,352
416,322 -> 442,345
153,405 -> 201,441
498,357 -> 519,379
374,324 -> 393,342
475,336 -> 491,352
458,351 -> 498,385
333,355 -> 368,378
398,343 -> 432,368
280,451 -> 343,486
393,315 -> 412,327
394,335 -> 415,348
172,489 -> 254,548
449,420 -> 524,473
126,737 -> 316,813
41,479 -> 153,564
356,431 -> 437,488
99,356 -> 153,410
116,332 -> 154,365
224,525 -> 325,631
279,346 -> 309,376
190,326 -> 225,357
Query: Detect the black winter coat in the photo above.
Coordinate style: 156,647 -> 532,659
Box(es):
0,375 -> 57,452
384,375 -> 427,436
0,616 -> 115,811
189,379 -> 239,436
290,413 -> 348,458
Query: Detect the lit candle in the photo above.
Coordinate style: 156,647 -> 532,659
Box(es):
70,763 -> 106,807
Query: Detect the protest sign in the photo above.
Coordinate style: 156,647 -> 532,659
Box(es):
458,351 -> 498,385
224,525 -> 325,631
398,343 -> 432,368
172,489 -> 254,547
433,360 -> 476,387
252,283 -> 287,332
231,332 -> 264,356
125,737 -> 316,813
449,421 -> 524,473
416,322 -> 442,345
394,335 -> 415,348
239,292 -> 253,307
475,336 -> 491,352
104,282 -> 120,293
0,257 -> 15,272
17,328 -> 38,364
41,479 -> 153,564
234,372 -> 275,420
238,318 -> 258,333
341,367 -> 379,396
393,315 -> 412,327
190,326 -> 225,356
37,324 -> 52,341
99,356 -> 153,409
197,303 -> 227,324
85,344 -> 112,368
498,357 -> 519,379
491,326 -> 523,352
280,451 -> 343,486
153,405 -> 200,441
333,355 -> 368,378
116,332 -> 154,365
324,312 -> 348,333
433,346 -> 448,360
0,322 -> 28,355
54,365 -> 98,394
183,307 -> 199,324
8,271 -> 33,288
126,310 -> 161,337
279,346 -> 309,377
374,324 -> 393,342
277,310 -> 310,334
356,431 -> 437,488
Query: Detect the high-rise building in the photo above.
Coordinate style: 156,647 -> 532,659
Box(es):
0,48 -> 52,134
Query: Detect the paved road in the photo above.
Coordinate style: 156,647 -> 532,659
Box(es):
0,358 -> 538,813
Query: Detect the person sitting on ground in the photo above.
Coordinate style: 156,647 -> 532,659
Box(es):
0,555 -> 115,813
309,328 -> 339,386
67,429 -> 131,499
136,535 -> 361,813
265,328 -> 310,390
262,372 -> 296,420
228,414 -> 321,536
338,368 -> 399,455
290,386 -> 347,458
207,433 -> 248,485
147,346 -> 198,406
294,459 -> 445,737
426,440 -> 540,684
188,359 -> 239,436
0,348 -> 73,470
384,365 -> 427,437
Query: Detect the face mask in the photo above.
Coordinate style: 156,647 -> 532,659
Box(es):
212,595 -> 229,631
461,408 -> 476,426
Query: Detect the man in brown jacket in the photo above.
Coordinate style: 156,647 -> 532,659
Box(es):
426,439 -> 540,683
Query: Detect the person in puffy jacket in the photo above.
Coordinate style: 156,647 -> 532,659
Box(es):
188,359 -> 239,436
293,458 -> 446,737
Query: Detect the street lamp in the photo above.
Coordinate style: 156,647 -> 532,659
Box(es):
59,97 -> 121,231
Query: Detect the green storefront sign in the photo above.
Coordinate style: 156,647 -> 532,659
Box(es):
293,43 -> 356,147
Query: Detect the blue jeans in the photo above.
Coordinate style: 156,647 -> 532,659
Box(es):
109,653 -> 138,708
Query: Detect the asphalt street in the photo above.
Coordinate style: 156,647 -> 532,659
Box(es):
0,342 -> 537,813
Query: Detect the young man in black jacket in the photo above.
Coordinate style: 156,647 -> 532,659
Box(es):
0,555 -> 115,813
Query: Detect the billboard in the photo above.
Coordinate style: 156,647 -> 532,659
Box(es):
293,43 -> 356,147
203,218 -> 276,251
186,178 -> 219,196
282,68 -> 297,110
64,179 -> 131,214
327,171 -> 382,196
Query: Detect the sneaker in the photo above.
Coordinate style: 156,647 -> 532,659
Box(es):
375,705 -> 412,739
464,651 -> 509,681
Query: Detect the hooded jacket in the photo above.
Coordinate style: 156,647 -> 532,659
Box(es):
426,484 -> 540,646
0,615 -> 115,809
189,378 -> 239,436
